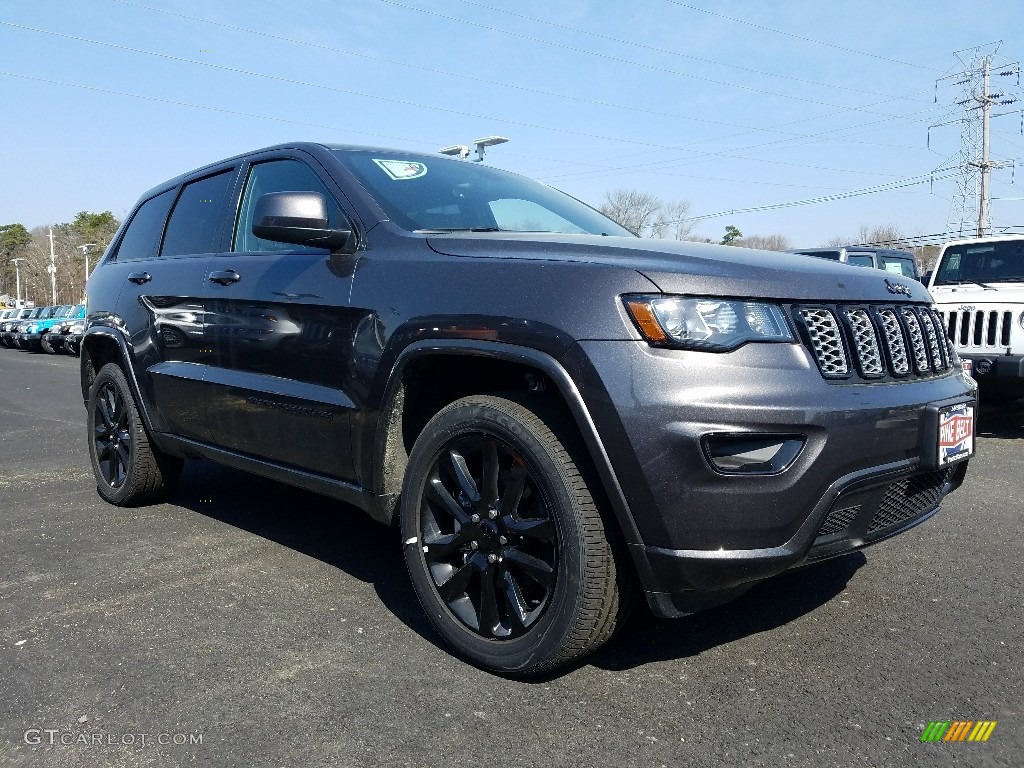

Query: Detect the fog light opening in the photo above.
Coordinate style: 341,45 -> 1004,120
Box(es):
702,433 -> 805,475
974,358 -> 993,376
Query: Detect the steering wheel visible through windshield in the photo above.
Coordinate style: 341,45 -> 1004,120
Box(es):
333,149 -> 633,237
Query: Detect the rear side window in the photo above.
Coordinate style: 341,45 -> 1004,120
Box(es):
161,170 -> 235,257
846,255 -> 874,267
882,258 -> 917,278
113,189 -> 175,262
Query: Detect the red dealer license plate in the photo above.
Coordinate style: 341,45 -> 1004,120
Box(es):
938,403 -> 975,466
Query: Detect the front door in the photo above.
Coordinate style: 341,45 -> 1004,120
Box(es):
201,155 -> 362,482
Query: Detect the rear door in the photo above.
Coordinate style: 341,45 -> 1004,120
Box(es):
109,167 -> 238,440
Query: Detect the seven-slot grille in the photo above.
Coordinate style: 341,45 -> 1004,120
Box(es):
937,308 -> 1013,349
796,304 -> 953,381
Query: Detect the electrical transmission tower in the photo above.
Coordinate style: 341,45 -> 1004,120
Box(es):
935,45 -> 1020,239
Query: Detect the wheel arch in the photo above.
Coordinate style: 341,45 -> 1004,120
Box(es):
81,327 -> 162,434
369,339 -> 643,547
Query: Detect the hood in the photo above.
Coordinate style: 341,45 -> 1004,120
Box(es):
427,233 -> 933,303
930,283 -> 1024,305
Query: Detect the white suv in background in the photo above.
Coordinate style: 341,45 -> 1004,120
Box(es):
929,235 -> 1024,399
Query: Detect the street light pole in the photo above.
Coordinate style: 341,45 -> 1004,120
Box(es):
439,136 -> 509,163
48,227 -> 58,305
78,244 -> 97,286
10,258 -> 24,304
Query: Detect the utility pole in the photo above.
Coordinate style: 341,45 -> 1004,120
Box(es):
934,46 -> 1020,239
47,227 -> 58,305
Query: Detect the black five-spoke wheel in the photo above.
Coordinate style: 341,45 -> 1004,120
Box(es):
401,393 -> 631,676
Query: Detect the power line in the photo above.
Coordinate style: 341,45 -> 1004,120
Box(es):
0,70 -> 437,148
106,0 -> 797,136
672,171 -> 959,223
0,20 -> 766,153
446,0 -> 909,99
662,0 -> 942,72
372,0 -> 913,116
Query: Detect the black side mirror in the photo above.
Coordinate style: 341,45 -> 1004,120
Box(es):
252,191 -> 355,253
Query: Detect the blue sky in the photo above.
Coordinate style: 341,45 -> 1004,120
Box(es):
1,0 -> 1022,245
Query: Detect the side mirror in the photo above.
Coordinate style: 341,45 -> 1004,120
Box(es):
252,191 -> 355,253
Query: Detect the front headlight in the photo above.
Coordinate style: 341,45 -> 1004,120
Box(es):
623,295 -> 794,351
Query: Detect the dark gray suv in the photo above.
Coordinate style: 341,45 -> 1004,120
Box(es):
82,142 -> 976,675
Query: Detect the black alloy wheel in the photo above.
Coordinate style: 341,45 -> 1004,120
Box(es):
420,434 -> 558,639
93,378 -> 132,490
87,363 -> 182,506
401,393 -> 631,676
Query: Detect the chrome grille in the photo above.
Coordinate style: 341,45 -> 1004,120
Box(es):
797,304 -> 952,381
919,310 -> 946,369
799,309 -> 847,375
878,309 -> 910,375
842,309 -> 884,376
900,308 -> 930,372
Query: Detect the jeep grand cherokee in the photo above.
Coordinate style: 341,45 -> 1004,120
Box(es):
82,142 -> 976,675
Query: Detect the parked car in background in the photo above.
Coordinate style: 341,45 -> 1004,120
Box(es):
789,246 -> 920,280
19,304 -> 75,352
63,319 -> 86,357
41,304 -> 86,353
2,306 -> 44,348
929,235 -> 1024,400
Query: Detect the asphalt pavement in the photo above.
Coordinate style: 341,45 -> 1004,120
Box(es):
1,349 -> 1021,767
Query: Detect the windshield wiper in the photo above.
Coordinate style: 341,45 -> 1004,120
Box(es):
415,227 -> 503,233
940,279 -> 996,290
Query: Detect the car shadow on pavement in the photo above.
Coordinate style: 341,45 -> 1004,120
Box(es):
976,397 -> 1024,440
586,552 -> 867,674
173,459 -> 444,648
173,458 -> 869,676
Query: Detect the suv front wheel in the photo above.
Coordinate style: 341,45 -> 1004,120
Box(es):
400,393 -> 631,675
87,363 -> 183,506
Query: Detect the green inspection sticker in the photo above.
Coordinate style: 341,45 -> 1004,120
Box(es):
372,159 -> 428,181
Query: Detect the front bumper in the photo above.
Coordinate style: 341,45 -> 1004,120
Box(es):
568,339 -> 976,614
43,332 -> 66,351
960,352 -> 1024,394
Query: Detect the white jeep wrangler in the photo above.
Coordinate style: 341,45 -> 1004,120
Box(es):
929,235 -> 1024,399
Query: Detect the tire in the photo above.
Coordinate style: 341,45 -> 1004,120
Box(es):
400,393 -> 632,676
87,362 -> 183,506
40,336 -> 55,354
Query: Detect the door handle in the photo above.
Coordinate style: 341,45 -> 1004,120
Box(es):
127,271 -> 152,285
208,270 -> 241,286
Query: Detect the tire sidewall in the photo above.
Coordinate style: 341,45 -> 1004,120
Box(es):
401,398 -> 589,674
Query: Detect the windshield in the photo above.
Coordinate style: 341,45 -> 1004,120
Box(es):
333,150 -> 633,236
935,239 -> 1024,285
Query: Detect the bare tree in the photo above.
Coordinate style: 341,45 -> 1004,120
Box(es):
735,233 -> 791,251
600,189 -> 694,240
600,189 -> 662,236
651,200 -> 695,241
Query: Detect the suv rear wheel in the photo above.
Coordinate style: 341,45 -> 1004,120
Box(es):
87,363 -> 182,506
400,393 -> 630,675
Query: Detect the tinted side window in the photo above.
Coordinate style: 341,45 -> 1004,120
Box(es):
161,170 -> 235,258
113,189 -> 175,262
846,255 -> 874,267
233,159 -> 343,253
